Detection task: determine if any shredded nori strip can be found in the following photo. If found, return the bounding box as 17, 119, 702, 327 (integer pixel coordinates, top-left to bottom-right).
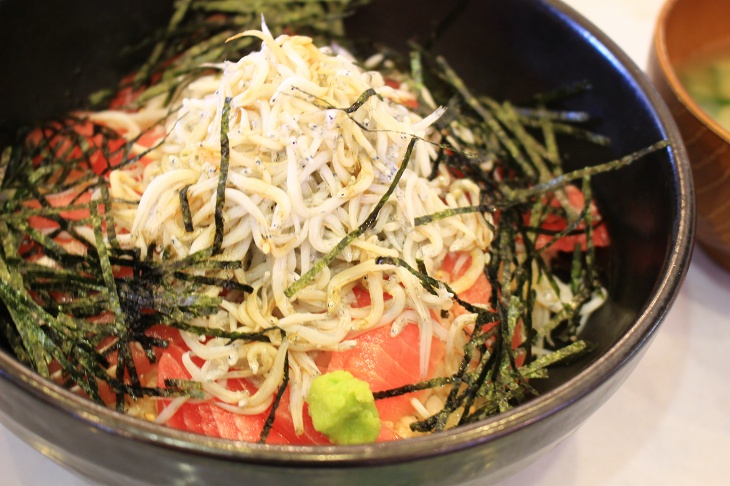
179, 184, 195, 233
258, 348, 290, 444
172, 271, 253, 293
500, 140, 669, 203
212, 96, 232, 255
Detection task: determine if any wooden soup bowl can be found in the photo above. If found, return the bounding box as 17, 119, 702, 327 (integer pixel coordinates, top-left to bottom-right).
649, 0, 730, 271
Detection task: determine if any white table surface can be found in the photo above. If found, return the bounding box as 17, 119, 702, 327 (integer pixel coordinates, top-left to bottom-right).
2, 1, 729, 485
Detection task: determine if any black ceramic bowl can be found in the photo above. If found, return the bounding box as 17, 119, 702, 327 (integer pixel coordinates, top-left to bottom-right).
0, 0, 694, 484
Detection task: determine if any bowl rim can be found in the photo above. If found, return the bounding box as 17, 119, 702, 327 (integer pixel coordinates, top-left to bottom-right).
653, 0, 730, 144
0, 0, 695, 469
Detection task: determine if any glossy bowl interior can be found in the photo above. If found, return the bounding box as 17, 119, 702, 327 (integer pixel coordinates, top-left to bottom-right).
648, 0, 730, 271
0, 0, 694, 485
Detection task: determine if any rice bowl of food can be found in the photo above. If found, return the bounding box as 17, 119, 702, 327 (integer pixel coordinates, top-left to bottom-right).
0, 0, 693, 485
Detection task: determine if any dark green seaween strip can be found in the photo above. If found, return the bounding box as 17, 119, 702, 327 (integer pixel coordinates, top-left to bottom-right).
374, 256, 500, 319
518, 116, 611, 145
485, 98, 553, 182
0, 268, 52, 375
156, 247, 214, 271
449, 211, 518, 426
291, 87, 380, 115
164, 319, 282, 344
570, 239, 584, 296
520, 340, 590, 377
172, 271, 253, 293
497, 295, 537, 413
2, 203, 93, 220
116, 335, 138, 408
179, 184, 194, 233
531, 198, 592, 256
166, 257, 243, 272
344, 88, 378, 114
501, 140, 669, 203
258, 349, 290, 444
580, 175, 602, 292
98, 181, 120, 250
9, 219, 76, 264
435, 55, 537, 179
284, 137, 417, 299
212, 97, 232, 255
21, 264, 104, 291
132, 0, 194, 88
410, 49, 424, 95
372, 376, 457, 399
457, 337, 502, 426
484, 223, 521, 416
90, 202, 126, 335
512, 106, 591, 123
0, 310, 28, 364
414, 204, 495, 226
0, 257, 102, 377
162, 379, 205, 399
532, 79, 593, 105
53, 295, 109, 317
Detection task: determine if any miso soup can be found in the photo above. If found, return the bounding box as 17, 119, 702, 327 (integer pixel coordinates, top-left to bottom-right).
679, 42, 730, 132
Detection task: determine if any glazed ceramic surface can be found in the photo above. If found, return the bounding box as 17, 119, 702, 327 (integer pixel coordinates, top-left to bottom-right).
0, 0, 694, 484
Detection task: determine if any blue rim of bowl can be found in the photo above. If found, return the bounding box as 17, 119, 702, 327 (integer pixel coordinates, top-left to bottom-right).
0, 0, 695, 469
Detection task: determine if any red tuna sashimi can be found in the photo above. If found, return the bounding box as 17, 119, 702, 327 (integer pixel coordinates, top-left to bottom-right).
95, 325, 189, 406
26, 120, 127, 176
156, 344, 292, 444
24, 189, 94, 227
326, 323, 445, 425
156, 337, 395, 444
156, 342, 399, 444
534, 184, 610, 253
439, 251, 492, 315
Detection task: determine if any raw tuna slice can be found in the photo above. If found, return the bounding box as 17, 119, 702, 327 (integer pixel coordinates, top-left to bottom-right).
534, 185, 610, 253
326, 323, 445, 424
157, 344, 291, 444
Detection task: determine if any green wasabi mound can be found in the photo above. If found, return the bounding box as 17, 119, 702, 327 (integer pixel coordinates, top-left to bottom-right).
305, 370, 381, 445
